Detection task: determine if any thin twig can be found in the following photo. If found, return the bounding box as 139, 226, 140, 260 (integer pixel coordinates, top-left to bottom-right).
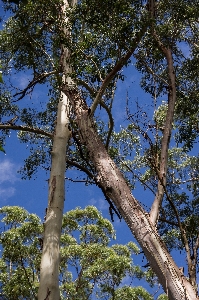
90, 22, 149, 116
13, 70, 57, 101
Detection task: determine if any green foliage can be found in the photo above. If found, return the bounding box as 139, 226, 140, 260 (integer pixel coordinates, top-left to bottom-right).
0, 144, 5, 153
0, 206, 154, 299
157, 294, 169, 300
0, 206, 42, 299
1, 0, 199, 295
110, 286, 153, 300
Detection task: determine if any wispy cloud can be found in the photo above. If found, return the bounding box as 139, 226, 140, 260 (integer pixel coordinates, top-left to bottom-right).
12, 72, 31, 90
0, 160, 19, 184
89, 197, 108, 211
0, 159, 19, 201
0, 187, 16, 200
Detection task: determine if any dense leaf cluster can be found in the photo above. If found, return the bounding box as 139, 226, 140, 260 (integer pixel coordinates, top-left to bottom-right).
0, 206, 163, 299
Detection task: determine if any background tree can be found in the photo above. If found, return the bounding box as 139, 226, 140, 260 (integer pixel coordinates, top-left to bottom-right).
0, 0, 199, 299
0, 205, 162, 300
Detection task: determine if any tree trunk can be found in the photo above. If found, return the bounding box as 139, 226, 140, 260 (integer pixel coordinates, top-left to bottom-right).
38, 92, 71, 300
38, 0, 75, 299
66, 88, 198, 300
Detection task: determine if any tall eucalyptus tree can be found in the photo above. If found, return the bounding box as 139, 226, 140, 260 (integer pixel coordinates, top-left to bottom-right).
0, 1, 199, 299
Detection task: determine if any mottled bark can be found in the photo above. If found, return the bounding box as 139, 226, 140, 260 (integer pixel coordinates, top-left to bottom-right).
64, 88, 198, 300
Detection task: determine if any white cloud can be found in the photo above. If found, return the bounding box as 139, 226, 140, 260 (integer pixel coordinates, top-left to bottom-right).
0, 187, 16, 201
0, 160, 19, 184
89, 197, 108, 211
12, 72, 31, 90
120, 274, 132, 286
0, 160, 19, 201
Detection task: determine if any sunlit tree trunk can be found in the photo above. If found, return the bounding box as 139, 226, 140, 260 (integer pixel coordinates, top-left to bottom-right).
64, 88, 198, 300
38, 94, 71, 300
38, 1, 76, 299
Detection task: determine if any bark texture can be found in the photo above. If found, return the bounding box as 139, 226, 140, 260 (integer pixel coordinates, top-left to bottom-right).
38, 94, 71, 300
38, 1, 75, 298
64, 88, 198, 300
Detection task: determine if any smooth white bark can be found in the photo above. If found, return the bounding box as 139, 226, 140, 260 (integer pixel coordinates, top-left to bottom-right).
38, 0, 76, 298
38, 92, 71, 300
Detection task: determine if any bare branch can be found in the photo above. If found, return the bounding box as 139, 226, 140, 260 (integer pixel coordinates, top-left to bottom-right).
99, 101, 114, 150
134, 54, 168, 86
13, 70, 57, 101
66, 159, 95, 179
75, 79, 96, 96
158, 217, 178, 227
66, 159, 121, 220
0, 124, 53, 138
150, 37, 176, 225
90, 23, 149, 116
122, 161, 156, 196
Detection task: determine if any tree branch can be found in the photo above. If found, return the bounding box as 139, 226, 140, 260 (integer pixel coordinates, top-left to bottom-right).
150, 36, 176, 225
66, 159, 95, 180
66, 159, 121, 221
99, 101, 114, 150
75, 79, 96, 96
70, 80, 114, 150
90, 23, 148, 116
122, 161, 156, 196
158, 217, 178, 227
13, 70, 57, 101
0, 124, 53, 138
134, 53, 168, 86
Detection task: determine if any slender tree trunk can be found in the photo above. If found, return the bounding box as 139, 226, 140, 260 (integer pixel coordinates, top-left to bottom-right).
38, 92, 71, 300
38, 1, 76, 299
64, 88, 198, 300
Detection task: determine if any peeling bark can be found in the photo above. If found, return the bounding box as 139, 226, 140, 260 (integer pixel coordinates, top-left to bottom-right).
65, 88, 198, 300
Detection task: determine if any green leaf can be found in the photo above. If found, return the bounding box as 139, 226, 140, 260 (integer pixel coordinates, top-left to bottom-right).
0, 144, 6, 153
0, 73, 3, 83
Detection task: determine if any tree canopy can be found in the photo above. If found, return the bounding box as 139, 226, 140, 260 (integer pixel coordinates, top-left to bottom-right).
0, 0, 199, 299
0, 205, 161, 300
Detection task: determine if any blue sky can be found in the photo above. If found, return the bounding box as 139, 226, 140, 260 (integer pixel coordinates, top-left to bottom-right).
0, 2, 193, 298
0, 67, 184, 297
0, 68, 162, 296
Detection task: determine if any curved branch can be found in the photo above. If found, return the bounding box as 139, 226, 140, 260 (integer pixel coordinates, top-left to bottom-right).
66, 159, 121, 220
150, 38, 176, 225
70, 80, 114, 150
0, 124, 53, 138
122, 162, 156, 196
134, 54, 168, 86
66, 159, 95, 179
13, 70, 57, 101
90, 23, 149, 116
159, 217, 178, 227
99, 101, 114, 149
75, 79, 96, 96
162, 186, 193, 283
